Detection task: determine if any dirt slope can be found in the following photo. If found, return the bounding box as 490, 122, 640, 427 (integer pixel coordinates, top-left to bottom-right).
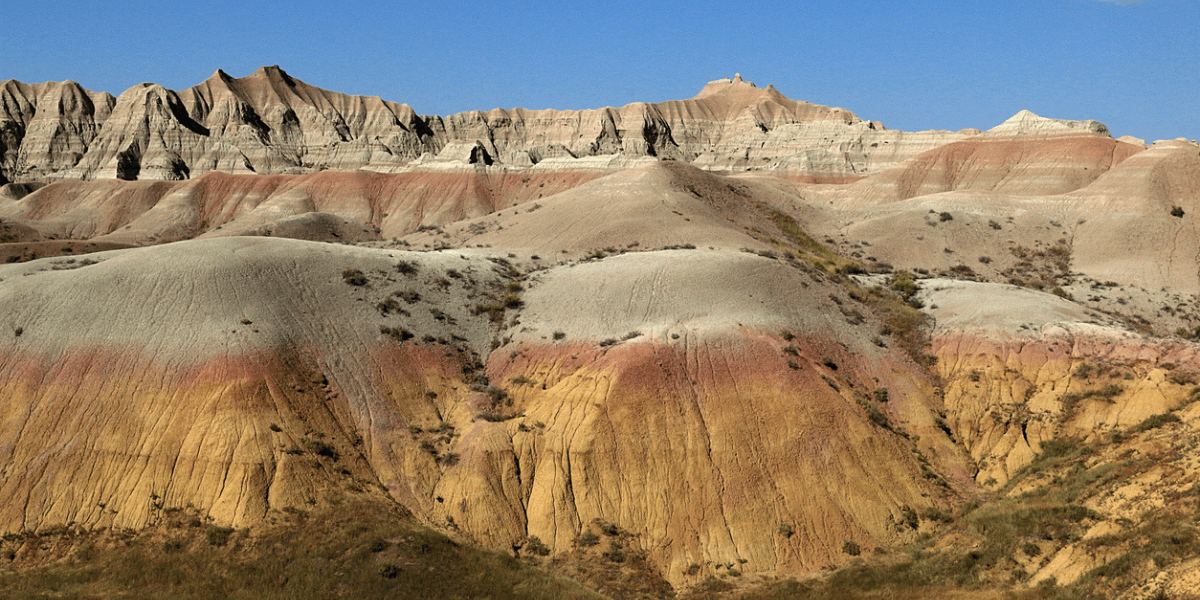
0, 231, 968, 589
0, 167, 607, 245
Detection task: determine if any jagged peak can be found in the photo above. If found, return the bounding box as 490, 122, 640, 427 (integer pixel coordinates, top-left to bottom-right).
695, 73, 762, 99
248, 65, 291, 81
986, 109, 1111, 138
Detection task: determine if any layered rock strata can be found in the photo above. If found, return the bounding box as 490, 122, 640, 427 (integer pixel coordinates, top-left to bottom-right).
0, 69, 966, 183
0, 237, 962, 588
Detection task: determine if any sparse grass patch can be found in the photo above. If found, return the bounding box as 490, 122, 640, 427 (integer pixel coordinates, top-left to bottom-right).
379, 326, 414, 342
0, 496, 601, 599
510, 375, 536, 386
395, 259, 419, 275
1060, 384, 1123, 421
1130, 413, 1180, 433
342, 268, 368, 286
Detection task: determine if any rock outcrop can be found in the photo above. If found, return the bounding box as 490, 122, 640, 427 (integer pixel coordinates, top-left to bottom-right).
0, 234, 962, 589
0, 80, 115, 183
0, 69, 967, 184
918, 279, 1200, 486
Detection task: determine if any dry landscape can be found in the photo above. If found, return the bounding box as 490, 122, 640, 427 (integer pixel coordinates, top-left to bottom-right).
1, 68, 1199, 599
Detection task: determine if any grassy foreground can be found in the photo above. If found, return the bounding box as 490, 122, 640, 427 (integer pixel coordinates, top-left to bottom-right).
0, 494, 601, 600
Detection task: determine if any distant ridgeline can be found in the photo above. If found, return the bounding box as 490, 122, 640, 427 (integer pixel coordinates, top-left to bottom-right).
0, 67, 974, 184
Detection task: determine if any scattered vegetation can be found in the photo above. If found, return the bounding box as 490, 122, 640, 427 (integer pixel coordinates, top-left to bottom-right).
749, 204, 864, 275
379, 326, 414, 341
0, 497, 601, 599
342, 268, 368, 286
1059, 384, 1123, 420
1002, 240, 1072, 291
510, 375, 536, 386
1129, 412, 1180, 433
395, 259, 419, 275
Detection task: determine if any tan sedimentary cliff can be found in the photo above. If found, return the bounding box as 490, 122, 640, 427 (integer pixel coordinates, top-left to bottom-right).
0, 235, 963, 589
0, 69, 965, 183
918, 279, 1200, 487
0, 80, 115, 183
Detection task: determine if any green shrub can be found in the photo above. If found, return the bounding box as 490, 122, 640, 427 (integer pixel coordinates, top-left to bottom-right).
205, 526, 234, 547
395, 260, 419, 275
1167, 370, 1197, 385
380, 326, 414, 342
602, 542, 625, 563
342, 268, 368, 286
1131, 413, 1181, 433
395, 290, 421, 304
890, 272, 919, 300
375, 298, 402, 315
524, 536, 550, 557
510, 375, 536, 386
303, 437, 338, 460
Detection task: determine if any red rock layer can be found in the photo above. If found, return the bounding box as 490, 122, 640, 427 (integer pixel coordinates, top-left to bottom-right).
1, 168, 605, 242
856, 134, 1145, 203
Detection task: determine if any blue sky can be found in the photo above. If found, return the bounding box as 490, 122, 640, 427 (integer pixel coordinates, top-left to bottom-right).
6, 0, 1197, 142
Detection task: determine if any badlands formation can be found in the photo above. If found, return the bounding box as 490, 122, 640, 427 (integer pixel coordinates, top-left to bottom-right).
1, 69, 1200, 598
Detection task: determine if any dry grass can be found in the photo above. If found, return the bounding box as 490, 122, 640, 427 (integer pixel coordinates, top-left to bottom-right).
0, 495, 601, 599
727, 432, 1200, 600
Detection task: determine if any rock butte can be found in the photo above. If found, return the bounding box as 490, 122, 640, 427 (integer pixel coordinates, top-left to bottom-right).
1, 68, 1199, 597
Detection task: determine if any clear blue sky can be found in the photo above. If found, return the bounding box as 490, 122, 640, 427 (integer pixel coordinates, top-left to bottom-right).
6, 0, 1197, 142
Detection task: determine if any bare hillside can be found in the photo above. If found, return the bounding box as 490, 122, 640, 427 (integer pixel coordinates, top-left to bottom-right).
2, 72, 1200, 599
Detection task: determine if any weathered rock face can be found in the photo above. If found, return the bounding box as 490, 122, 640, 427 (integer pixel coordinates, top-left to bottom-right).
0, 80, 115, 182
917, 279, 1200, 487
0, 69, 966, 184
0, 238, 503, 532
174, 67, 435, 174
0, 236, 963, 589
